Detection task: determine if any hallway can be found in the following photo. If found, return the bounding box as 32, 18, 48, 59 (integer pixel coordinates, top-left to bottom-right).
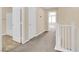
10, 30, 56, 52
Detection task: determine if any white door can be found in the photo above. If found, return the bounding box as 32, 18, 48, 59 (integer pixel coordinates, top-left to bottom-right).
12, 7, 21, 43
28, 7, 37, 39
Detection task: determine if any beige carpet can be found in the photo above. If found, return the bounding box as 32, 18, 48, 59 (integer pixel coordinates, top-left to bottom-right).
10, 29, 57, 52
2, 35, 20, 52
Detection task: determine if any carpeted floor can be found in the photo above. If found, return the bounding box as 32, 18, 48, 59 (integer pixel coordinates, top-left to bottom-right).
2, 35, 20, 52
10, 29, 57, 52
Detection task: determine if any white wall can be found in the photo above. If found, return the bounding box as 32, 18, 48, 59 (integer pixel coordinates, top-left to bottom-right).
2, 7, 12, 35
36, 8, 48, 35
28, 7, 37, 39
27, 7, 48, 41
0, 8, 2, 51
1, 7, 48, 44
21, 7, 48, 44
12, 7, 21, 43
6, 12, 12, 36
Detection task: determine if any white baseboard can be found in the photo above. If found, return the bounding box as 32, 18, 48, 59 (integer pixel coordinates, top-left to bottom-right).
29, 30, 46, 41
22, 30, 47, 44
12, 37, 21, 43
22, 38, 31, 44
34, 30, 46, 37
28, 35, 35, 40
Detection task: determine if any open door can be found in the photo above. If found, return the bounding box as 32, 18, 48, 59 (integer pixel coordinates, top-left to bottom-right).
12, 7, 21, 43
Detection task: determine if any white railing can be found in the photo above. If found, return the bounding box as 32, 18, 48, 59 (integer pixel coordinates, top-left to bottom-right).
55, 24, 76, 52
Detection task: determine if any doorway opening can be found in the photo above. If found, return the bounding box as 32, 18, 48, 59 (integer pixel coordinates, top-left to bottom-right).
48, 11, 56, 31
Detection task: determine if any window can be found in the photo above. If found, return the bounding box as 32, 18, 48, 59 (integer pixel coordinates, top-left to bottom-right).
48, 11, 56, 29
49, 12, 56, 24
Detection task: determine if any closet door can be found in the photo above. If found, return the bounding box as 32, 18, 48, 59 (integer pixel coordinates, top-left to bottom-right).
12, 7, 21, 43
28, 7, 37, 39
